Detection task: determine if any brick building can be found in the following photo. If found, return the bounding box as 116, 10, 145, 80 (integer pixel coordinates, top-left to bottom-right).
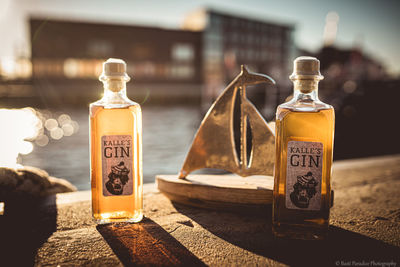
30, 18, 202, 103
30, 9, 294, 108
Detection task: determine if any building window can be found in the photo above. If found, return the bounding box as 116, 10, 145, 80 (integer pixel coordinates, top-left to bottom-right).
231, 32, 238, 43
210, 16, 221, 27
87, 40, 113, 57
247, 34, 254, 44
63, 58, 102, 79
171, 43, 194, 62
247, 50, 254, 60
247, 21, 252, 30
132, 43, 153, 59
232, 18, 238, 27
170, 64, 195, 79
261, 51, 269, 61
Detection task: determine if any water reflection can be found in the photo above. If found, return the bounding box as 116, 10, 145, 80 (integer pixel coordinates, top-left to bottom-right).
17, 106, 200, 190
0, 107, 79, 167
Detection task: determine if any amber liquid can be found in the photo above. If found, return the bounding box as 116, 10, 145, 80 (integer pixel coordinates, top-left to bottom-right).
273, 107, 334, 240
90, 104, 143, 223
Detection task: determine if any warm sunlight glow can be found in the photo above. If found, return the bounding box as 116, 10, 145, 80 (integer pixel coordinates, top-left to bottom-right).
0, 108, 80, 167
0, 58, 32, 79
0, 108, 40, 167
0, 58, 16, 78
0, 202, 4, 215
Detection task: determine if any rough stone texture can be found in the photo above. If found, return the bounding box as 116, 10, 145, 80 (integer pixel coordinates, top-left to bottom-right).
0, 166, 77, 201
0, 155, 399, 266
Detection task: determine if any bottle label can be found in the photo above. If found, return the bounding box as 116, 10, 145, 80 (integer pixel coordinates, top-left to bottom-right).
101, 135, 133, 197
286, 140, 323, 210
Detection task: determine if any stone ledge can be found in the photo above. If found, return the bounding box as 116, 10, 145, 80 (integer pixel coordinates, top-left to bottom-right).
0, 155, 399, 266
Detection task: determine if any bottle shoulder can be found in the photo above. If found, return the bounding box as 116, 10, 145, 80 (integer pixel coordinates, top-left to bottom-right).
90, 100, 141, 118
276, 101, 334, 121
278, 98, 333, 113
90, 97, 140, 109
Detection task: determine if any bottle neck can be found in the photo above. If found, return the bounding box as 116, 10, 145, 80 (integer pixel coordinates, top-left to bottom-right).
278, 76, 330, 112
104, 79, 126, 92
292, 79, 319, 102
101, 79, 131, 106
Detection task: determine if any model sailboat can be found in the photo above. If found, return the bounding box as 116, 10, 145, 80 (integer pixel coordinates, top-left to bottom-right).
179, 65, 276, 178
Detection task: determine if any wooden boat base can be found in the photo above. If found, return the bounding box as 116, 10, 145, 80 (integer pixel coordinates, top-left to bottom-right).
156, 174, 273, 212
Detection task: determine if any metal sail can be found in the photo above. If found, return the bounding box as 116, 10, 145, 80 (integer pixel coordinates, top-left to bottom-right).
179, 65, 275, 178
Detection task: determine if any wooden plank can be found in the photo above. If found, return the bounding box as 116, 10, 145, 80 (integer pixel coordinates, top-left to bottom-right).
156, 174, 273, 211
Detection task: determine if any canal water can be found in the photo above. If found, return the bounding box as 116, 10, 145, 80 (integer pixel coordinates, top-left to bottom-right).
20, 105, 201, 190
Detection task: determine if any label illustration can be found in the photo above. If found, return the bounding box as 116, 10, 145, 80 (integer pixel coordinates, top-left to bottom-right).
101, 135, 133, 196
286, 140, 323, 210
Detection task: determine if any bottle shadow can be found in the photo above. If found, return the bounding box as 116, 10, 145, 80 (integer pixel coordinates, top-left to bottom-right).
96, 217, 206, 266
173, 203, 400, 267
0, 196, 58, 266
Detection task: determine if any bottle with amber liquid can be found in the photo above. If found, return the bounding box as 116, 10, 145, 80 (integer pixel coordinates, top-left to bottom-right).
90, 58, 143, 224
272, 57, 334, 240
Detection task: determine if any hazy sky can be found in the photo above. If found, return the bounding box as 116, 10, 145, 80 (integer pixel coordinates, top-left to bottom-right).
1, 0, 399, 75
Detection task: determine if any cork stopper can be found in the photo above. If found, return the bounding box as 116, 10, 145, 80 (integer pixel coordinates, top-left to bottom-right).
290, 56, 324, 81
99, 58, 130, 82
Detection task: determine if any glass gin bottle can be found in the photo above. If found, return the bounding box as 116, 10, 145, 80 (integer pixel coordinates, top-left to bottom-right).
90, 58, 143, 224
272, 57, 334, 240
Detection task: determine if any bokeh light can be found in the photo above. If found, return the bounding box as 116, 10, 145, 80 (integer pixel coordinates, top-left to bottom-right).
71, 120, 79, 133
44, 118, 58, 131
343, 80, 357, 94
50, 127, 64, 140
0, 107, 79, 167
62, 124, 74, 136
19, 141, 34, 155
35, 134, 49, 147
58, 114, 71, 126
0, 107, 41, 167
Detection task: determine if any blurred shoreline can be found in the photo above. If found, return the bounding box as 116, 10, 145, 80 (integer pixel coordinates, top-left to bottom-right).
4, 101, 202, 190
0, 80, 202, 109
2, 76, 400, 191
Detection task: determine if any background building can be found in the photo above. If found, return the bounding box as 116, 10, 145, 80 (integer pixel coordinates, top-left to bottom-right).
183, 9, 295, 115
28, 9, 295, 112
30, 18, 203, 104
